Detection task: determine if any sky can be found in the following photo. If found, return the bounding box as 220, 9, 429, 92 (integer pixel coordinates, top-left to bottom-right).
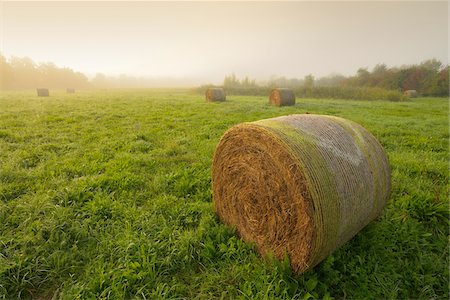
1, 1, 448, 84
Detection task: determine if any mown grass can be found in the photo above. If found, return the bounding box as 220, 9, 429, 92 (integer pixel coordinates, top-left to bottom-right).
0, 89, 448, 299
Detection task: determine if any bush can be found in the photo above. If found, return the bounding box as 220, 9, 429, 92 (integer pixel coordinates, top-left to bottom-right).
295, 86, 407, 101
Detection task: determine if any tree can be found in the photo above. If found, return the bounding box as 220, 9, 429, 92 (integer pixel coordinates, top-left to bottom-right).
372, 64, 387, 74
356, 68, 370, 86
420, 59, 442, 72
304, 74, 315, 88
92, 73, 108, 88
427, 66, 449, 96
0, 54, 14, 89
223, 73, 240, 88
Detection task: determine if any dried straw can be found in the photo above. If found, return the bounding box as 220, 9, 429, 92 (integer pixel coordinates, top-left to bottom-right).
36, 88, 49, 97
403, 90, 418, 98
269, 88, 295, 106
206, 88, 226, 102
212, 114, 391, 274
66, 88, 75, 94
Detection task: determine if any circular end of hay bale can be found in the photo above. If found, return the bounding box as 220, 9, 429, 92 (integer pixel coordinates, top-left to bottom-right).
403, 90, 418, 98
212, 114, 391, 273
206, 88, 226, 102
269, 88, 295, 106
36, 88, 49, 97
213, 124, 315, 270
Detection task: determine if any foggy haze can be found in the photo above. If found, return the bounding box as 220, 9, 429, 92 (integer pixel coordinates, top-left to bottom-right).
2, 1, 448, 85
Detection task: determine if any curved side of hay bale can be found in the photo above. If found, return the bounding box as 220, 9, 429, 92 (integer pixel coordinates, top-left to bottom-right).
67, 88, 75, 94
212, 114, 391, 274
206, 88, 226, 102
269, 88, 295, 106
404, 90, 418, 98
36, 88, 49, 97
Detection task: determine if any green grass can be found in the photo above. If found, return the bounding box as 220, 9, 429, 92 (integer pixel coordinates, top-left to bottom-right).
0, 89, 448, 299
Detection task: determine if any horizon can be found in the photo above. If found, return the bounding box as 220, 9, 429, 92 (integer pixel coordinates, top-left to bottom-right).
2, 54, 447, 89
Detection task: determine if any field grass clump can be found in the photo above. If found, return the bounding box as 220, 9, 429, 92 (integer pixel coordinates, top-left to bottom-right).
0, 90, 448, 299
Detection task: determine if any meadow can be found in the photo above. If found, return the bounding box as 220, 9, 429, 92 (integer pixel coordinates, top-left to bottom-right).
0, 90, 448, 299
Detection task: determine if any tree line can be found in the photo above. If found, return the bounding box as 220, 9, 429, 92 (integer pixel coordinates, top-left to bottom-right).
0, 55, 90, 90
1, 54, 448, 97
222, 59, 449, 97
0, 54, 197, 89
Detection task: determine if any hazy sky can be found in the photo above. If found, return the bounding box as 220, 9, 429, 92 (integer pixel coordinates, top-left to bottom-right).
1, 1, 448, 83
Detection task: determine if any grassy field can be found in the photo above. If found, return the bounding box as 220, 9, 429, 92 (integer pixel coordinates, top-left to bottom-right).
0, 90, 448, 299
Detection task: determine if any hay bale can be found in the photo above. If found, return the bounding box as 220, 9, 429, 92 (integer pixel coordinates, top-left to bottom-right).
404, 90, 418, 98
269, 88, 295, 106
206, 88, 226, 102
66, 88, 75, 94
36, 88, 49, 97
212, 114, 391, 274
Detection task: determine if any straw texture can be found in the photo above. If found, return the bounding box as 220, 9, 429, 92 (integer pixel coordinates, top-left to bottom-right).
269, 88, 295, 106
212, 114, 391, 273
404, 90, 418, 98
36, 88, 49, 97
206, 88, 226, 102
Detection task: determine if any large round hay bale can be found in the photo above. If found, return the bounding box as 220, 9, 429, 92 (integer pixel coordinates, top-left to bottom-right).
66, 88, 75, 94
212, 114, 391, 274
404, 90, 418, 98
36, 88, 49, 97
269, 88, 295, 106
206, 88, 226, 102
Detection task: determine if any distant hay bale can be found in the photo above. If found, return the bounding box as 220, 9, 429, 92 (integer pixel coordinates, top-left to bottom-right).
212, 114, 391, 274
66, 88, 75, 94
36, 88, 49, 97
269, 88, 295, 106
206, 88, 226, 102
404, 90, 418, 98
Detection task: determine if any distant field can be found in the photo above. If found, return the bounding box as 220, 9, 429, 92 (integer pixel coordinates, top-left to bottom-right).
0, 90, 448, 299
